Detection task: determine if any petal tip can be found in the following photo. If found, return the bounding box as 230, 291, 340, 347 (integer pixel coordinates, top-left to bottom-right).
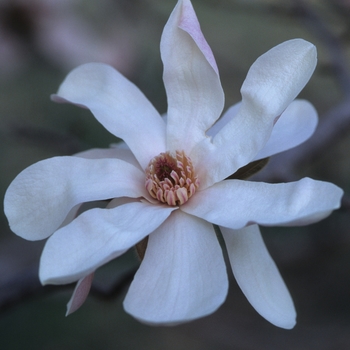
240, 38, 318, 119
276, 314, 297, 330
177, 0, 219, 74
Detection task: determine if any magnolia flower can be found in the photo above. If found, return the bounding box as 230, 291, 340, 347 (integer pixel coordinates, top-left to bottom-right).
4, 0, 343, 329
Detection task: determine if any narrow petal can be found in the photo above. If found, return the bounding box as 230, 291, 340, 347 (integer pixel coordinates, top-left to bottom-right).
208, 99, 318, 160
192, 39, 317, 188
66, 273, 94, 316
52, 63, 166, 169
161, 0, 224, 153
254, 99, 318, 160
221, 225, 296, 329
206, 102, 241, 138
39, 202, 175, 285
181, 178, 343, 229
4, 156, 147, 240
123, 210, 228, 324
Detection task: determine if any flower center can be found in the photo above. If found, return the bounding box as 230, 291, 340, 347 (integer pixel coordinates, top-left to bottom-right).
145, 150, 199, 206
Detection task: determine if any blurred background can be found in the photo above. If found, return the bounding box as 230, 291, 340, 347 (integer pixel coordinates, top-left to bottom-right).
0, 0, 350, 349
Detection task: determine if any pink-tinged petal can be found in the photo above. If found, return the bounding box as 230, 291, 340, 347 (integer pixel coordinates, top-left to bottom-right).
221, 225, 296, 329
4, 156, 147, 241
182, 178, 343, 229
40, 202, 175, 285
254, 99, 318, 160
192, 39, 317, 188
123, 210, 228, 324
66, 273, 94, 316
52, 63, 166, 169
161, 0, 224, 153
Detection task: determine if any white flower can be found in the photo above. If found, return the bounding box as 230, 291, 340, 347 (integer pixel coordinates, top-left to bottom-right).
4, 0, 343, 329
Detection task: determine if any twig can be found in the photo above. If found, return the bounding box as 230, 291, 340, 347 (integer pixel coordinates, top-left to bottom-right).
0, 264, 138, 313
254, 1, 350, 183
293, 0, 350, 94
90, 267, 138, 300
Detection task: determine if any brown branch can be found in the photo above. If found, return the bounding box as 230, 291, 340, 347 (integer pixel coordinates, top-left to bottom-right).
0, 264, 138, 313
0, 264, 55, 313
341, 195, 350, 213
253, 1, 350, 184
293, 0, 350, 95
90, 267, 138, 300
9, 123, 84, 155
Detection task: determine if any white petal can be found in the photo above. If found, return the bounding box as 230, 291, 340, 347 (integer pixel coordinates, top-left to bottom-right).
75, 146, 141, 169
66, 273, 94, 316
208, 99, 318, 160
39, 202, 175, 285
240, 39, 317, 120
192, 39, 317, 188
206, 102, 241, 137
221, 225, 296, 329
52, 63, 166, 169
182, 178, 343, 229
75, 147, 121, 159
254, 99, 318, 160
123, 210, 228, 324
59, 204, 81, 229
161, 0, 224, 153
4, 156, 147, 240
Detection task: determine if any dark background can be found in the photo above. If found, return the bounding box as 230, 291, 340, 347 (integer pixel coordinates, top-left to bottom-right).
1, 0, 350, 349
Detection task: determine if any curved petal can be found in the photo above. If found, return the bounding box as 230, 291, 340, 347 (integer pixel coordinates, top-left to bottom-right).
75, 148, 122, 159
66, 273, 94, 316
181, 178, 343, 229
208, 99, 318, 160
161, 0, 224, 153
206, 102, 241, 137
4, 156, 147, 240
59, 204, 81, 230
76, 146, 141, 169
52, 63, 166, 169
192, 39, 317, 188
254, 99, 318, 160
221, 225, 296, 329
123, 210, 228, 324
39, 202, 175, 285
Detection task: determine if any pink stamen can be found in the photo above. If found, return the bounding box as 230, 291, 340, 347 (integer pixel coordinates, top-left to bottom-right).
144, 150, 200, 206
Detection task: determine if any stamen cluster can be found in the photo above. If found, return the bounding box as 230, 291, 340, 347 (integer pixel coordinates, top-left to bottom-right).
145, 150, 199, 206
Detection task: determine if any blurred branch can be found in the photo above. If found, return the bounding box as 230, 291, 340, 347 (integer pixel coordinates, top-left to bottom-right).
90, 267, 138, 300
0, 264, 44, 313
254, 0, 350, 183
293, 0, 350, 94
341, 196, 350, 212
10, 123, 84, 155
0, 264, 138, 313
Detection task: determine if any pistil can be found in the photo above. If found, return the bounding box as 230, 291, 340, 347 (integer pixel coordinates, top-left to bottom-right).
145, 150, 199, 206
